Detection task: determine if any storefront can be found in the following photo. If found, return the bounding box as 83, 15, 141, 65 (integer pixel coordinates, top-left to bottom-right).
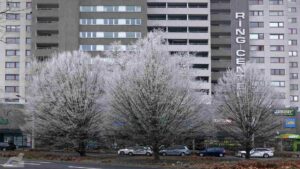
0, 104, 29, 147
277, 134, 300, 152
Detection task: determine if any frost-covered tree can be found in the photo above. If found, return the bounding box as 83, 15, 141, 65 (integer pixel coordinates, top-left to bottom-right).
108, 32, 207, 160
26, 51, 107, 156
214, 64, 281, 159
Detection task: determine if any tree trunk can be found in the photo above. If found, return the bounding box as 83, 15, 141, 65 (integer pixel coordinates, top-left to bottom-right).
245, 142, 252, 160
152, 143, 160, 161
76, 142, 86, 157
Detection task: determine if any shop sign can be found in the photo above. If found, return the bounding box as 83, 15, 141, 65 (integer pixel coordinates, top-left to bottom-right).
285, 118, 296, 128
274, 109, 296, 116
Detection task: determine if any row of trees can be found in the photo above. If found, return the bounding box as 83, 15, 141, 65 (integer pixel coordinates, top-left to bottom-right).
24, 32, 281, 159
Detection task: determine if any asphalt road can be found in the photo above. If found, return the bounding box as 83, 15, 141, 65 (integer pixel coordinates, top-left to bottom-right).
0, 159, 160, 169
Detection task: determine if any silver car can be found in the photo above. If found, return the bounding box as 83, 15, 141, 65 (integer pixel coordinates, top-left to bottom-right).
118, 146, 152, 156
236, 148, 274, 158
159, 145, 191, 156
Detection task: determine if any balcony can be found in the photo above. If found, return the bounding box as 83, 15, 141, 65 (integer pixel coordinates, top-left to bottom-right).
211, 37, 231, 45
211, 26, 231, 33
211, 14, 231, 21
211, 49, 231, 57
212, 60, 231, 69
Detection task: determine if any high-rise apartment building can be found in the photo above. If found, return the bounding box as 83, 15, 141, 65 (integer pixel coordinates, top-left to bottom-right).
32, 0, 148, 58
0, 0, 31, 147
248, 0, 300, 108
147, 0, 211, 96
32, 0, 212, 96
0, 0, 31, 104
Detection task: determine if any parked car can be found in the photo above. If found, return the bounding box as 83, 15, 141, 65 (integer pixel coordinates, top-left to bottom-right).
118, 146, 152, 156
236, 148, 274, 158
159, 145, 191, 156
198, 147, 226, 157
0, 142, 16, 151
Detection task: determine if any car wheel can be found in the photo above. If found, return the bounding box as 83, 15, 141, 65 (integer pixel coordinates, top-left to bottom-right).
119, 151, 125, 155
128, 152, 133, 156
162, 152, 167, 156
241, 154, 246, 158
146, 152, 151, 156
199, 153, 204, 157
219, 153, 224, 157
180, 153, 186, 156
263, 154, 269, 158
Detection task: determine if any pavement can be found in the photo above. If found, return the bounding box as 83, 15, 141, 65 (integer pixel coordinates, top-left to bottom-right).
0, 159, 160, 169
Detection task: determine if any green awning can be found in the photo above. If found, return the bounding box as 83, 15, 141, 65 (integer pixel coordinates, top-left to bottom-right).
276, 134, 300, 139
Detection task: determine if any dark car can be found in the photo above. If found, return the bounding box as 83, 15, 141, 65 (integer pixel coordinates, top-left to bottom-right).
0, 142, 16, 151
198, 147, 225, 157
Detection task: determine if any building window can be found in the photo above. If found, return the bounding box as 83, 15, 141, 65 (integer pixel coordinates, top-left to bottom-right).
270, 57, 285, 63
26, 25, 31, 32
6, 13, 20, 20
188, 52, 209, 57
7, 2, 20, 8
269, 22, 284, 28
288, 28, 297, 34
288, 40, 297, 46
6, 37, 20, 44
269, 10, 284, 16
188, 27, 208, 33
249, 10, 264, 16
6, 25, 20, 32
290, 95, 299, 102
290, 73, 298, 79
249, 0, 264, 5
168, 14, 187, 20
250, 22, 264, 28
26, 38, 32, 44
80, 45, 130, 51
290, 62, 298, 68
5, 62, 19, 68
188, 3, 208, 8
148, 14, 166, 20
147, 3, 166, 8
5, 86, 19, 93
26, 2, 32, 8
250, 57, 265, 63
270, 45, 284, 51
189, 39, 208, 45
250, 33, 264, 39
6, 50, 20, 56
288, 7, 297, 12
80, 32, 142, 39
5, 74, 19, 81
288, 18, 297, 23
80, 6, 142, 12
188, 15, 208, 20
289, 51, 298, 57
167, 3, 187, 8
80, 19, 142, 25
269, 0, 284, 5
269, 34, 284, 39
250, 45, 264, 51
26, 50, 31, 56
26, 14, 32, 20
290, 84, 298, 90
271, 81, 285, 87
191, 64, 209, 70
271, 69, 285, 75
